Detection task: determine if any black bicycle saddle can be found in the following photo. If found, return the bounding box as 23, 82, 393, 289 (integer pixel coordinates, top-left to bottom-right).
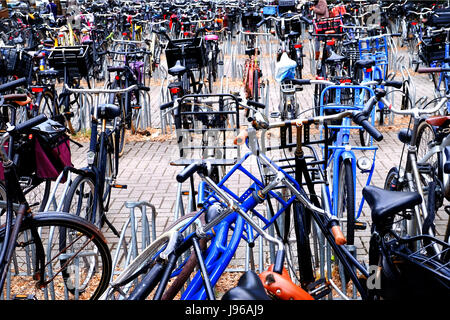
222, 271, 270, 300
363, 185, 422, 227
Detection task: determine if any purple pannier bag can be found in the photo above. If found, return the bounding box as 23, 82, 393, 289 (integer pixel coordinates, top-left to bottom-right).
32, 119, 73, 182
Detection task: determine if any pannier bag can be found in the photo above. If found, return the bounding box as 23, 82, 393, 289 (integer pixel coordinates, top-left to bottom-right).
32, 119, 72, 182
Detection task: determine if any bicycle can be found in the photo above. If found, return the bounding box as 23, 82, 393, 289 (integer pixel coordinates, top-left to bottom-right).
383, 86, 448, 251
101, 99, 449, 300
0, 81, 111, 300
61, 84, 143, 231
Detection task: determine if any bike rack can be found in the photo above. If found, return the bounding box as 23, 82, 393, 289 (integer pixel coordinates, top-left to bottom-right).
109, 201, 157, 281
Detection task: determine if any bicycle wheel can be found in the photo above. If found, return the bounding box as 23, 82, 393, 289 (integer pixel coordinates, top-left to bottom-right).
62, 175, 99, 227
252, 68, 259, 102
101, 212, 202, 300
284, 201, 314, 289
0, 211, 111, 300
108, 91, 127, 157
337, 159, 355, 246
36, 90, 59, 119
22, 177, 51, 213
98, 135, 115, 213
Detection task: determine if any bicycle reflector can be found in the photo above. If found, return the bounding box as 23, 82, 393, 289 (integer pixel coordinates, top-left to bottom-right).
170, 87, 181, 94
294, 44, 302, 49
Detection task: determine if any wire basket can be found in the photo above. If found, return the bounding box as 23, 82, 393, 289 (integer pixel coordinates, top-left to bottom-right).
313, 17, 343, 35
0, 47, 19, 74
389, 234, 449, 292
165, 37, 206, 71
48, 45, 93, 77
14, 51, 34, 83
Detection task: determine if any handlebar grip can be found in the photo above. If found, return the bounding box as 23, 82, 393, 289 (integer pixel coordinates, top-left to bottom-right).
176, 161, 202, 183
247, 100, 266, 109
417, 67, 442, 73
234, 129, 248, 145
12, 114, 47, 134
290, 79, 311, 86
331, 225, 347, 246
444, 146, 450, 174
300, 16, 312, 25
359, 118, 383, 142
138, 85, 150, 92
384, 80, 403, 89
159, 101, 174, 110
272, 250, 285, 275
0, 78, 28, 94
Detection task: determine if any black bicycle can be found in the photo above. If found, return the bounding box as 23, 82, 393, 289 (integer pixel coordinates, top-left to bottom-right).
0, 80, 111, 300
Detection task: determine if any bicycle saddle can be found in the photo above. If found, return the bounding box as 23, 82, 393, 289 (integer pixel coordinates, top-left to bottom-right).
222, 271, 271, 300
93, 104, 121, 120
426, 115, 450, 128
363, 185, 422, 228
168, 60, 187, 76
355, 59, 376, 69
287, 31, 300, 38
325, 51, 347, 64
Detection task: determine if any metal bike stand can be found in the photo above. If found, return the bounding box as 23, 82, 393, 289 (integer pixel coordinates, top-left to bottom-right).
110, 201, 157, 281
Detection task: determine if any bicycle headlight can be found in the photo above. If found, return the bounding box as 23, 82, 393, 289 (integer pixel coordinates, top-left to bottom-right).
357, 156, 372, 171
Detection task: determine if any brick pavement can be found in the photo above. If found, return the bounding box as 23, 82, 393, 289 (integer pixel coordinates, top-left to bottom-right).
65, 38, 447, 271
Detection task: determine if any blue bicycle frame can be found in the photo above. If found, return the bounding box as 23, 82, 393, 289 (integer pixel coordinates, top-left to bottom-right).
319, 85, 377, 221
176, 148, 309, 299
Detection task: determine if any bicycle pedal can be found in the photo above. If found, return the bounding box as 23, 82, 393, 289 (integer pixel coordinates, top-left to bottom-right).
112, 184, 127, 189
13, 294, 37, 300
182, 190, 198, 196
306, 278, 331, 300
354, 221, 367, 230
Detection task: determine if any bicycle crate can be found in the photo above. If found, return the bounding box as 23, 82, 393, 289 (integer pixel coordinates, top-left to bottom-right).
262, 6, 277, 16
383, 234, 450, 298
165, 37, 206, 70
14, 51, 34, 83
278, 0, 296, 14
313, 17, 343, 34
0, 47, 19, 74
426, 8, 450, 28
170, 94, 241, 167
242, 12, 263, 31
421, 34, 446, 64
48, 45, 93, 77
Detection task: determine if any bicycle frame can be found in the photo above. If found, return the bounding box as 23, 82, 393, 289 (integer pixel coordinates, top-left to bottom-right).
320, 85, 377, 221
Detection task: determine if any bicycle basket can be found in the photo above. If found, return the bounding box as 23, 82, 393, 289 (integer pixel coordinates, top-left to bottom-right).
381, 234, 450, 298
313, 17, 343, 34
278, 0, 296, 14
14, 51, 34, 84
426, 8, 450, 28
165, 37, 206, 70
421, 35, 446, 64
0, 47, 19, 74
32, 119, 72, 181
242, 12, 263, 32
48, 45, 93, 77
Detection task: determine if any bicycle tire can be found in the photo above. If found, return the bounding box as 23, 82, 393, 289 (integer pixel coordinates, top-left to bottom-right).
252, 68, 259, 102
0, 211, 111, 300
100, 212, 203, 300
62, 175, 99, 227
286, 201, 314, 289
36, 90, 59, 119
337, 159, 355, 246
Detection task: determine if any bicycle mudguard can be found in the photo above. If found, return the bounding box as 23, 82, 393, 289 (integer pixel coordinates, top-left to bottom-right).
259, 265, 314, 300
